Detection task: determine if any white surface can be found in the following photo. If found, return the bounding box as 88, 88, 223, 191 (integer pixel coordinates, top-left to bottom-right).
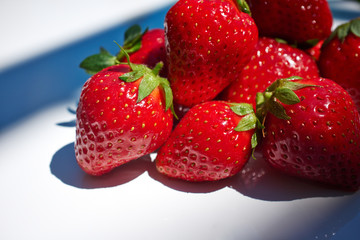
0, 0, 175, 71
0, 0, 356, 72
0, 100, 359, 240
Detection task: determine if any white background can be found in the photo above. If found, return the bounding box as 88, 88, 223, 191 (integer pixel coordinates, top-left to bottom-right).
0, 0, 176, 71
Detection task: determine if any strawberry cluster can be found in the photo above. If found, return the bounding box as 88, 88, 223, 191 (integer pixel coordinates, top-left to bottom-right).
75, 0, 360, 191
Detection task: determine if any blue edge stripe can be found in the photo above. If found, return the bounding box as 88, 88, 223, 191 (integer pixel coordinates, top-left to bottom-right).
0, 5, 171, 132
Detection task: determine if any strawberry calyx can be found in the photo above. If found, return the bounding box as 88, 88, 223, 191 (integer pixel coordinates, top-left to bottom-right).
79, 24, 147, 75
234, 0, 251, 15
275, 37, 321, 50
255, 76, 316, 127
116, 43, 174, 113
323, 18, 360, 46
116, 25, 148, 60
228, 102, 261, 150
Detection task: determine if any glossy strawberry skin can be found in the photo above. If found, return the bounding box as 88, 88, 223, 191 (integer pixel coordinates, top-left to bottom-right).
248, 0, 332, 44
128, 29, 168, 77
75, 65, 173, 176
305, 39, 324, 62
156, 101, 255, 181
221, 37, 319, 108
261, 78, 360, 190
319, 33, 360, 113
165, 0, 258, 107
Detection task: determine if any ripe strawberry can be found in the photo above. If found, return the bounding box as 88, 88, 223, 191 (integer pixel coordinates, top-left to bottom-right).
75, 51, 174, 176
165, 0, 258, 107
305, 39, 324, 62
220, 37, 319, 108
80, 25, 167, 77
156, 101, 259, 181
247, 0, 332, 45
318, 18, 360, 112
258, 77, 360, 190
121, 27, 168, 77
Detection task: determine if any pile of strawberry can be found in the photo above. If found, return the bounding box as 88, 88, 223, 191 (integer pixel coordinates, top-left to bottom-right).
75, 0, 360, 191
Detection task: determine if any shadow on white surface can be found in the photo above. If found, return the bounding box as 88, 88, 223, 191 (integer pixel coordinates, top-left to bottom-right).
50, 142, 152, 189
49, 140, 360, 239
149, 151, 353, 200
50, 141, 352, 200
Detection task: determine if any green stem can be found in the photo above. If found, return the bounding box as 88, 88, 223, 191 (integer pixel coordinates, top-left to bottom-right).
152, 62, 164, 76
114, 41, 134, 70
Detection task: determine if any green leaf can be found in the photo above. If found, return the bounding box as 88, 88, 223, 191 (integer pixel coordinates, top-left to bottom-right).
350, 18, 360, 37
256, 117, 265, 130
234, 0, 251, 15
116, 24, 148, 60
124, 25, 142, 47
126, 41, 142, 54
281, 81, 312, 91
338, 22, 351, 42
251, 133, 258, 149
100, 47, 111, 55
268, 101, 290, 120
234, 113, 257, 132
79, 49, 117, 75
323, 30, 337, 47
256, 92, 265, 108
230, 103, 254, 116
275, 38, 288, 44
137, 75, 159, 103
265, 79, 280, 92
119, 71, 144, 82
274, 87, 300, 105
305, 38, 320, 47
266, 76, 303, 92
161, 79, 173, 111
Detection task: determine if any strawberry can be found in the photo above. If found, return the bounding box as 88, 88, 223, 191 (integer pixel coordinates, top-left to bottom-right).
305, 39, 324, 62
80, 25, 167, 77
258, 77, 360, 190
75, 49, 174, 176
156, 101, 259, 181
247, 0, 332, 45
220, 37, 319, 108
165, 0, 258, 107
318, 18, 360, 112
122, 27, 168, 77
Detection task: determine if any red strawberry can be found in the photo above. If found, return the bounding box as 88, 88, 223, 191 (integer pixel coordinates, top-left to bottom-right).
305, 39, 324, 62
75, 51, 174, 176
165, 0, 258, 107
247, 0, 332, 45
318, 18, 360, 112
258, 77, 360, 190
122, 28, 167, 77
221, 37, 319, 108
156, 101, 258, 181
80, 25, 167, 77
122, 27, 168, 77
